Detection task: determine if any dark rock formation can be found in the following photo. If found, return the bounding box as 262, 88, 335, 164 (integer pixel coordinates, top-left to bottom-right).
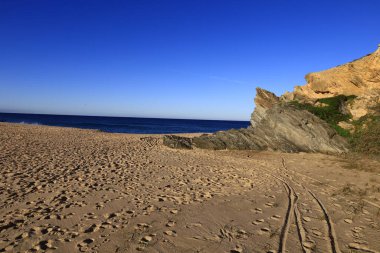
163, 135, 193, 149
163, 88, 349, 154
250, 88, 279, 127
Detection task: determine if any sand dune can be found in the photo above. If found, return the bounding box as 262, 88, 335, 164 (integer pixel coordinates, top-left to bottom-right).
1, 122, 380, 252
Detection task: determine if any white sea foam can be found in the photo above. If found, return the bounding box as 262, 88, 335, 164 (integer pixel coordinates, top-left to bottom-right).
18, 121, 40, 125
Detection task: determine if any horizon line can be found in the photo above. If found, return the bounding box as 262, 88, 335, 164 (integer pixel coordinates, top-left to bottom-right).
0, 111, 250, 122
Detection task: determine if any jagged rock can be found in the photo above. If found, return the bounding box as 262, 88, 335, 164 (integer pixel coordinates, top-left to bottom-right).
250, 88, 279, 127
251, 104, 348, 153
250, 88, 347, 153
163, 88, 348, 154
190, 103, 348, 153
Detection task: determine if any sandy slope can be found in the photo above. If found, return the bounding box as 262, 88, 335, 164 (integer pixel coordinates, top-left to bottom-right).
1, 123, 380, 253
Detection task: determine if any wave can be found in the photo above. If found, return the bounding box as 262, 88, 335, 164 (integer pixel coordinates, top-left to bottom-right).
18, 121, 41, 125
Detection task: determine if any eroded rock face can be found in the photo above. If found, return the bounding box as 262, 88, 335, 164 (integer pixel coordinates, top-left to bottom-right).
163, 88, 349, 154
346, 95, 380, 119
250, 88, 279, 127
282, 45, 380, 119
291, 46, 380, 98
250, 104, 348, 153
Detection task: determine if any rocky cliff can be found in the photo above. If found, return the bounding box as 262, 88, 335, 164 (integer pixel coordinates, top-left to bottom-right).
164, 88, 348, 153
164, 45, 380, 154
282, 45, 380, 119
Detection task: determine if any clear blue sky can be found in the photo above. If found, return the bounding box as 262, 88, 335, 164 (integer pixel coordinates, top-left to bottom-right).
0, 0, 379, 120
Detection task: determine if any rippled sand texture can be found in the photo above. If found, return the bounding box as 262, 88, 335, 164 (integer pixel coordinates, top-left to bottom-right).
1, 122, 380, 253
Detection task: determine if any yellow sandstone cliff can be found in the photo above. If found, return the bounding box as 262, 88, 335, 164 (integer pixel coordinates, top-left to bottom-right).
283, 45, 380, 119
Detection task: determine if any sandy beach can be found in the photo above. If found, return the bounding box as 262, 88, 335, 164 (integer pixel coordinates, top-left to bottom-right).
1, 122, 380, 253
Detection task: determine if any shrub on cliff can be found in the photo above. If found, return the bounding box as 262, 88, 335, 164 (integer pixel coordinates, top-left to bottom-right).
350, 110, 380, 155
288, 95, 356, 137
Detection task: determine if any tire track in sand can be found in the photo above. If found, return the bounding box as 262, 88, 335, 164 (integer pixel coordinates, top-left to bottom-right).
234, 155, 339, 252
308, 190, 341, 253
277, 178, 296, 253
280, 157, 342, 253
258, 158, 340, 253
273, 175, 308, 253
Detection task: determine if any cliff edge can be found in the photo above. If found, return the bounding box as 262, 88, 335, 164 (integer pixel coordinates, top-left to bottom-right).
282, 45, 380, 119
164, 88, 348, 153
164, 45, 380, 154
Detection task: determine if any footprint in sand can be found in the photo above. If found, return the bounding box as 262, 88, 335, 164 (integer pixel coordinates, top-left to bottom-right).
85, 224, 100, 233
303, 241, 315, 250
141, 234, 155, 243
164, 230, 177, 236
351, 226, 365, 239
252, 218, 265, 225
311, 229, 322, 236
84, 212, 98, 220
166, 221, 176, 227
134, 223, 151, 230
271, 215, 281, 220
230, 245, 243, 253
265, 202, 274, 207
39, 240, 57, 250
77, 238, 95, 252
344, 218, 353, 224
257, 227, 270, 236
348, 242, 375, 252
303, 216, 311, 222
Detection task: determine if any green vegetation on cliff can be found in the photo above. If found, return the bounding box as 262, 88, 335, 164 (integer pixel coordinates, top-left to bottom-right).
288, 95, 356, 137
350, 112, 380, 155
288, 96, 380, 155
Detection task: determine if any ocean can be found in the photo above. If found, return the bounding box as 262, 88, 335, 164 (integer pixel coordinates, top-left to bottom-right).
0, 113, 250, 134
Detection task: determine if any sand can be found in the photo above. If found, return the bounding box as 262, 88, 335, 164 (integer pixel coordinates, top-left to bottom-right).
1, 122, 380, 253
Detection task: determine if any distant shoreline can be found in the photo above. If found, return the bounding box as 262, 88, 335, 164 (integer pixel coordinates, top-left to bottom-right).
0, 121, 208, 137
0, 111, 248, 122
0, 112, 249, 135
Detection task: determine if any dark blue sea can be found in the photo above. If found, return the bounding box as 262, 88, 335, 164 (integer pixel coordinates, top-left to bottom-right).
0, 113, 250, 134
